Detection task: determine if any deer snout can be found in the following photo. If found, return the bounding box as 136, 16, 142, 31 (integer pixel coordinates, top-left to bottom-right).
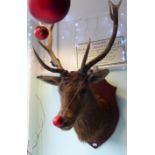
53, 114, 74, 130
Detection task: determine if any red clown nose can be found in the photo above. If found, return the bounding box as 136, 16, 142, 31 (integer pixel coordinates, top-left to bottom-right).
53, 115, 64, 127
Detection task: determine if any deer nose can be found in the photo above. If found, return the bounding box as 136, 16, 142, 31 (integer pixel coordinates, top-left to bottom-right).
53, 115, 65, 128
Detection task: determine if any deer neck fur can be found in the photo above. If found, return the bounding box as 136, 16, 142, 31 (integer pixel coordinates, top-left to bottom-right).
73, 88, 113, 143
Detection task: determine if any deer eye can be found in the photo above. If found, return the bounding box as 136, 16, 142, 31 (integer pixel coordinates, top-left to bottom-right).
79, 88, 87, 95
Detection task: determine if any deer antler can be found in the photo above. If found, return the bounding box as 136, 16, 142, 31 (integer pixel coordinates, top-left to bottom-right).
79, 39, 91, 74
33, 48, 65, 74
38, 24, 64, 69
33, 24, 68, 74
80, 0, 122, 74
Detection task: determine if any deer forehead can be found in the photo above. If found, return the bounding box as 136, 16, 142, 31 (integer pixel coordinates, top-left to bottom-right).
59, 72, 88, 95
61, 72, 85, 84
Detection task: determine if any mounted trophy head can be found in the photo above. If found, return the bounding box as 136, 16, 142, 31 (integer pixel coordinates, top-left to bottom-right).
33, 0, 122, 148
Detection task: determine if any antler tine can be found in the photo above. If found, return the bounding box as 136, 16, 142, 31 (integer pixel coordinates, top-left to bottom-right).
79, 39, 91, 74
83, 0, 122, 73
33, 47, 66, 74
47, 24, 54, 50
38, 24, 64, 69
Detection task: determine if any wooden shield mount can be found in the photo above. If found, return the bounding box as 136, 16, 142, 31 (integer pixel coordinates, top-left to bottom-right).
88, 79, 119, 149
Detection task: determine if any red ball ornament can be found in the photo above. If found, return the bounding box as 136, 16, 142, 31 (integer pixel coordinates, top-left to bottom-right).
34, 26, 49, 40
53, 115, 64, 127
28, 0, 71, 23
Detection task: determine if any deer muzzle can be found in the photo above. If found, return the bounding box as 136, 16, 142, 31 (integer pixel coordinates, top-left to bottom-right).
53, 115, 73, 130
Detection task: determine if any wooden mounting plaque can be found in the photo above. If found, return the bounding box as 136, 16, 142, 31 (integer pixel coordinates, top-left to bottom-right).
88, 80, 119, 149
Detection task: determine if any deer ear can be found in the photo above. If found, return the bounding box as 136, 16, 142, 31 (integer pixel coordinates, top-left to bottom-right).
37, 75, 61, 86
88, 69, 109, 84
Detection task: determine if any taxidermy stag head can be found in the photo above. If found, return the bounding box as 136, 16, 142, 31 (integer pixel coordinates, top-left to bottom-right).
33, 0, 121, 148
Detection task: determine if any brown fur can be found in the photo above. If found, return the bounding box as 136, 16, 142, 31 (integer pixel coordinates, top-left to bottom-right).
56, 72, 119, 144
73, 88, 116, 143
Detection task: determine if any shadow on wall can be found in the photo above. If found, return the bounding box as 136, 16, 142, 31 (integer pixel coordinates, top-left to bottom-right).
111, 95, 127, 144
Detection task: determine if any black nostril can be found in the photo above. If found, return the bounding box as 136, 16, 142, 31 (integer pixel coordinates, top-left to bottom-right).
63, 121, 69, 126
